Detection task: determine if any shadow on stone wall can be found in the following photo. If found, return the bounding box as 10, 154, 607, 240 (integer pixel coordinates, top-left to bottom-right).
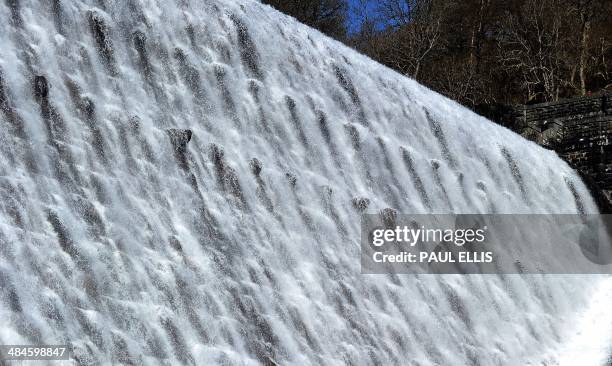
493, 93, 611, 213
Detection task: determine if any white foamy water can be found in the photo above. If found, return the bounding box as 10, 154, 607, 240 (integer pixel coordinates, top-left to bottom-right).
556, 278, 612, 366
0, 0, 608, 364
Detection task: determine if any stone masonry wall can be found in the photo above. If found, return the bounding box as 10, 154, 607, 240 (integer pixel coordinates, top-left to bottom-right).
505, 93, 612, 211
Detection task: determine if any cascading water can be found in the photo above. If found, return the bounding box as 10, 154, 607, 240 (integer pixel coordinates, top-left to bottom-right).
0, 0, 609, 364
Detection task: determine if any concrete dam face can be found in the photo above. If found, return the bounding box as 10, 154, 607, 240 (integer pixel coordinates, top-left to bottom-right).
0, 0, 608, 364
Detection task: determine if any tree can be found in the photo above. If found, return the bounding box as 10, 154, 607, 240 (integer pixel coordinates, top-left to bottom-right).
375, 0, 446, 79
495, 0, 611, 103
268, 0, 611, 115
496, 0, 574, 103
567, 0, 612, 95
261, 0, 349, 40
567, 0, 598, 95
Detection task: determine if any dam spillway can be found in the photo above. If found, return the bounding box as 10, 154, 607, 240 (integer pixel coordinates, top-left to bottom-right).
0, 0, 608, 364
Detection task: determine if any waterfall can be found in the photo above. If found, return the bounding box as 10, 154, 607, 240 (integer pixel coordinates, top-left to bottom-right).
0, 0, 607, 364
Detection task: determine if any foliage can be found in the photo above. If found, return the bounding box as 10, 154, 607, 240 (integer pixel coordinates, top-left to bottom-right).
261, 0, 349, 40
266, 0, 612, 116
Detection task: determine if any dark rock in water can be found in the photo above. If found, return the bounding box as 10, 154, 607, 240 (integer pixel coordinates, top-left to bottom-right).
34, 76, 71, 155
33, 75, 49, 101
426, 110, 457, 169
400, 147, 431, 211
333, 65, 368, 125
167, 129, 192, 150
0, 70, 10, 112
205, 144, 247, 207
166, 129, 192, 170
249, 158, 262, 177
209, 144, 230, 192
0, 270, 23, 313
210, 144, 225, 172
565, 177, 587, 216
230, 14, 263, 79
87, 11, 116, 74
334, 65, 359, 106
285, 173, 297, 187
501, 146, 528, 203
318, 111, 331, 143
343, 123, 360, 151
0, 271, 22, 313
46, 210, 79, 261
160, 317, 195, 365
214, 65, 238, 120
285, 96, 309, 148
174, 48, 207, 101
224, 166, 247, 207
128, 115, 141, 132
133, 31, 153, 79
6, 0, 23, 27
249, 158, 274, 211
352, 197, 370, 212
168, 236, 183, 252
133, 30, 146, 55
79, 97, 96, 120
430, 159, 454, 211
380, 208, 397, 228
0, 69, 26, 138
64, 78, 95, 120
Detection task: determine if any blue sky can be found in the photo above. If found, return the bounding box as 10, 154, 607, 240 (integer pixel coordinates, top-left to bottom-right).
346, 0, 379, 33
346, 0, 397, 34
